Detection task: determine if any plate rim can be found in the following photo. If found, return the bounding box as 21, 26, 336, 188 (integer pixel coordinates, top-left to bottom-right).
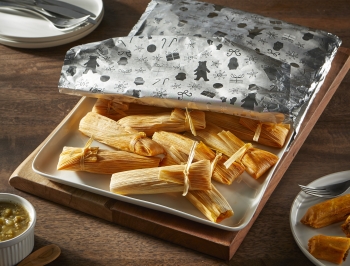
0, 0, 103, 42
290, 170, 350, 266
0, 8, 104, 48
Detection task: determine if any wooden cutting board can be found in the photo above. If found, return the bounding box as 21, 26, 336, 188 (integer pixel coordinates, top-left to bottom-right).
9, 47, 350, 260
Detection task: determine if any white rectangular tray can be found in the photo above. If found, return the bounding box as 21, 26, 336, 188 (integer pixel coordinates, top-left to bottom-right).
32, 96, 292, 231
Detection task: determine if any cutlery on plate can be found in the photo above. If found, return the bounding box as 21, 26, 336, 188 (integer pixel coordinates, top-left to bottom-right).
2, 0, 96, 24
298, 179, 350, 198
0, 2, 90, 29
40, 0, 97, 18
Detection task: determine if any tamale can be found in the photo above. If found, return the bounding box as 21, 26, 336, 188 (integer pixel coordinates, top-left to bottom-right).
240, 147, 278, 179
239, 117, 290, 148
205, 112, 290, 148
116, 108, 206, 136
342, 215, 350, 237
57, 139, 161, 174
79, 112, 164, 157
110, 160, 212, 195
92, 98, 172, 120
154, 139, 234, 223
301, 194, 350, 228
186, 184, 233, 223
92, 98, 129, 121
192, 123, 278, 179
308, 235, 350, 264
152, 131, 244, 185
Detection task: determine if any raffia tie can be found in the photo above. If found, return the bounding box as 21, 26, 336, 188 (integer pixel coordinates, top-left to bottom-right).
182, 141, 198, 196
80, 137, 95, 171
224, 143, 253, 169
210, 152, 222, 176
129, 132, 147, 153
184, 108, 197, 136
253, 122, 278, 142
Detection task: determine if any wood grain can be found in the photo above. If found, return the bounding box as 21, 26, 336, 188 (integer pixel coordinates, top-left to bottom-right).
7, 48, 350, 261
1, 0, 350, 265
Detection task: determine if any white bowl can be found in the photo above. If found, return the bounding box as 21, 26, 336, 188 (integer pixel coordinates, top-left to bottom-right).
0, 193, 36, 266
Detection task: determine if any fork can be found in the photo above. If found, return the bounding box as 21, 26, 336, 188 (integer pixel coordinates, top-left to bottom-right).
0, 2, 90, 29
298, 179, 350, 198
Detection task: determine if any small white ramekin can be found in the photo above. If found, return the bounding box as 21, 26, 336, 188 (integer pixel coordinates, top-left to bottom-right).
0, 193, 36, 266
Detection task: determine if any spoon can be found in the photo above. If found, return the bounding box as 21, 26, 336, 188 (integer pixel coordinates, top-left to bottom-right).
17, 244, 61, 266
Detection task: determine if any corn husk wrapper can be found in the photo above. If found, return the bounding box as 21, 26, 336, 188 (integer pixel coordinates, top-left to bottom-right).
79, 112, 164, 156
57, 139, 161, 174
192, 123, 279, 179
152, 131, 244, 185
186, 184, 233, 223
159, 142, 234, 223
205, 111, 289, 148
110, 160, 212, 195
92, 98, 172, 121
239, 117, 290, 148
116, 108, 205, 136
92, 98, 129, 121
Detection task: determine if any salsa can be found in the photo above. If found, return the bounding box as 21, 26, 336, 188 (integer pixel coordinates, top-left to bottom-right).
0, 201, 30, 242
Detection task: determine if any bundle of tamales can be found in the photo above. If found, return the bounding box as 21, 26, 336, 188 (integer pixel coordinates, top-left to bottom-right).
110, 144, 234, 223
155, 140, 234, 223
57, 138, 161, 174
116, 108, 206, 136
92, 98, 172, 121
189, 122, 279, 179
110, 160, 212, 195
205, 111, 290, 148
79, 112, 164, 156
152, 131, 245, 185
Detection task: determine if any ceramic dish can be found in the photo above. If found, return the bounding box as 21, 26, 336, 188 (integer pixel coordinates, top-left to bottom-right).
0, 193, 36, 266
32, 97, 292, 231
0, 0, 103, 48
290, 170, 350, 266
0, 8, 104, 49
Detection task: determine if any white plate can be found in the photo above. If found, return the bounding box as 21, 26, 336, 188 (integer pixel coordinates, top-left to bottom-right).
0, 8, 103, 49
290, 170, 350, 266
0, 0, 103, 44
32, 97, 292, 231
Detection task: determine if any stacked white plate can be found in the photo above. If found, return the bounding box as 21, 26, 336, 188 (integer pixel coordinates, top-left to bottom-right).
0, 0, 103, 48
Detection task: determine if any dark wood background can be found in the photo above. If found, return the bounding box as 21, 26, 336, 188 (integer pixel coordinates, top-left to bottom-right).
1, 0, 350, 265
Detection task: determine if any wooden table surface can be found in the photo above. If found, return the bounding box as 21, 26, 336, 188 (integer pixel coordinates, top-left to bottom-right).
1, 0, 350, 265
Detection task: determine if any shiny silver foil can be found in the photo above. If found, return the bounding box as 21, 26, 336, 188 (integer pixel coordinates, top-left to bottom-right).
59, 0, 341, 129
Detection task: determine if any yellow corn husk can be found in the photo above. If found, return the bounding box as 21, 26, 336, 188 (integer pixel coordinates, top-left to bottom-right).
240, 147, 278, 179
79, 112, 164, 157
193, 122, 278, 179
205, 112, 290, 148
92, 98, 129, 120
57, 145, 161, 174
239, 117, 290, 148
110, 160, 212, 195
92, 98, 173, 120
152, 131, 244, 185
160, 145, 189, 166
186, 184, 233, 223
116, 108, 206, 136
150, 139, 233, 223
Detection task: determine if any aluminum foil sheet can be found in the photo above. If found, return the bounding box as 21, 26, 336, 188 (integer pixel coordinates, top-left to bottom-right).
59, 0, 341, 128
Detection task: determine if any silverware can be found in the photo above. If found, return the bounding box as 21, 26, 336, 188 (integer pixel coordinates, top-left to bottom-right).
298, 179, 350, 198
41, 0, 96, 18
2, 0, 96, 24
0, 2, 90, 29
